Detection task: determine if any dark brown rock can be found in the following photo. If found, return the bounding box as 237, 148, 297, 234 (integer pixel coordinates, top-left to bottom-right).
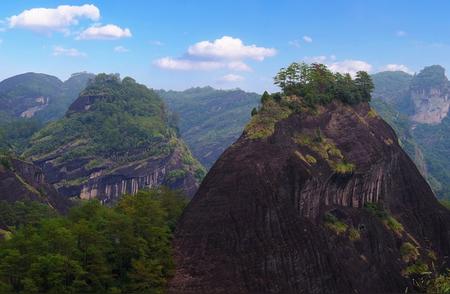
169, 101, 450, 293
0, 158, 69, 213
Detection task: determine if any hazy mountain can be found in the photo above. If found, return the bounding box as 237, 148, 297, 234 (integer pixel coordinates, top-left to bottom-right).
24, 74, 205, 201
371, 65, 450, 200
0, 72, 94, 123
159, 87, 260, 168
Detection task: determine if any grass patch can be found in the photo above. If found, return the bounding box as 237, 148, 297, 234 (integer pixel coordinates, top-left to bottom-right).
384, 216, 404, 234
402, 260, 429, 276
324, 213, 348, 235
364, 202, 404, 234
305, 154, 317, 164
332, 162, 355, 174
440, 199, 450, 210
245, 100, 292, 139
293, 132, 354, 174
367, 108, 378, 118
85, 158, 106, 170
348, 227, 361, 241
400, 242, 420, 263
166, 169, 187, 184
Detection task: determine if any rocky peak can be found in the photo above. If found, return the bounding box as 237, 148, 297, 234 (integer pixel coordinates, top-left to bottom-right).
410, 65, 450, 124
169, 95, 450, 293
25, 74, 205, 202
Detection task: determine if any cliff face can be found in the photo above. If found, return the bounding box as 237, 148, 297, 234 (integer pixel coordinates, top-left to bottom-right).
0, 158, 68, 212
169, 100, 450, 293
410, 88, 450, 124
25, 75, 205, 201
36, 141, 200, 203
409, 65, 450, 124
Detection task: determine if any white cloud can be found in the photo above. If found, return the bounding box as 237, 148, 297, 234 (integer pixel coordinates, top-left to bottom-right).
219, 74, 245, 82
154, 57, 253, 71
52, 46, 86, 57
396, 30, 406, 37
380, 64, 413, 74
114, 45, 129, 53
77, 24, 132, 40
303, 55, 372, 76
303, 35, 313, 43
153, 57, 223, 71
328, 60, 372, 76
187, 36, 276, 61
8, 4, 99, 32
154, 36, 275, 72
227, 61, 252, 71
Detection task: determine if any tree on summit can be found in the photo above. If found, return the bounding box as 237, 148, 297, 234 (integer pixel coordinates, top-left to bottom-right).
273, 62, 374, 105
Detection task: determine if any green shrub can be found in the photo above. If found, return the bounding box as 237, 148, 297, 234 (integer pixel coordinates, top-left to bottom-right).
166, 169, 187, 184
305, 154, 317, 164
348, 227, 361, 241
324, 213, 348, 235
400, 242, 420, 263
384, 216, 404, 234
333, 162, 355, 174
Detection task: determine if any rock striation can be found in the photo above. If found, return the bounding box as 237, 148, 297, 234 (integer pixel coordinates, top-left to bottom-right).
0, 157, 69, 212
169, 99, 450, 293
25, 74, 205, 202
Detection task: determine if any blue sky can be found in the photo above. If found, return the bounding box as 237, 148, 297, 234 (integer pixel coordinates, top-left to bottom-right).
1, 0, 450, 92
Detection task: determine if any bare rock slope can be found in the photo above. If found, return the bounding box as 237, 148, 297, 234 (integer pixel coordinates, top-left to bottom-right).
170, 99, 450, 293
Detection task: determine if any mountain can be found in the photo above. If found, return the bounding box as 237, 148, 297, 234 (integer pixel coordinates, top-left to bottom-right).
0, 155, 69, 214
24, 74, 205, 202
0, 72, 94, 154
371, 66, 450, 200
169, 66, 450, 293
0, 72, 94, 123
371, 71, 414, 114
159, 87, 260, 168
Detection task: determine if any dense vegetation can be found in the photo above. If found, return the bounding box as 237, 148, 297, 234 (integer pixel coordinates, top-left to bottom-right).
23, 74, 204, 195
27, 75, 178, 160
371, 66, 450, 200
0, 188, 187, 293
0, 72, 93, 154
414, 116, 450, 200
371, 71, 414, 115
246, 63, 374, 140
159, 87, 260, 168
274, 62, 374, 106
0, 118, 43, 153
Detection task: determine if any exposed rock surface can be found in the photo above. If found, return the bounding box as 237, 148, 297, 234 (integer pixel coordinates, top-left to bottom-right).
410, 88, 450, 124
0, 158, 69, 212
25, 74, 205, 202
169, 100, 450, 293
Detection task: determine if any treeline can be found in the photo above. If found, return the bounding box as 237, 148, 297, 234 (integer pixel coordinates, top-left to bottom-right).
274, 62, 374, 106
0, 188, 187, 294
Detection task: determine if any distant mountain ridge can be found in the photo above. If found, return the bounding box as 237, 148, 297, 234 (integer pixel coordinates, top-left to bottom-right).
0, 72, 94, 123
371, 65, 450, 199
159, 87, 260, 168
